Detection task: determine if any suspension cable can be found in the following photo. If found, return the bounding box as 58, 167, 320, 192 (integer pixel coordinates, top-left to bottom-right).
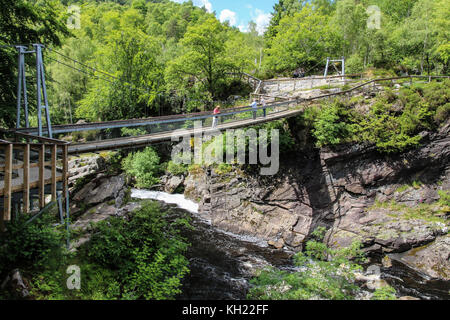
47, 48, 151, 95
303, 60, 324, 75
49, 48, 118, 80
46, 56, 116, 85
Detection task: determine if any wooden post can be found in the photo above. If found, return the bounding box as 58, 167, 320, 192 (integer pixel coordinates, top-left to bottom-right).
38, 144, 45, 208
62, 144, 69, 211
23, 144, 30, 213
3, 144, 13, 221
51, 144, 57, 201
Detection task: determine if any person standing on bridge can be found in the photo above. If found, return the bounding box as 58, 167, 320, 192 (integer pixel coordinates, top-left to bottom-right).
251, 99, 258, 120
261, 98, 267, 117
212, 105, 221, 128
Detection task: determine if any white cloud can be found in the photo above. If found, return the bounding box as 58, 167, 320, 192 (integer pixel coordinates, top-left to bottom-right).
219, 9, 237, 26
252, 9, 272, 35
170, 0, 213, 13
197, 0, 213, 13
238, 24, 249, 33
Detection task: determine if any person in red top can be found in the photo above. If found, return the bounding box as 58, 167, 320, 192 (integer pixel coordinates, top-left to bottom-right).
212, 105, 221, 128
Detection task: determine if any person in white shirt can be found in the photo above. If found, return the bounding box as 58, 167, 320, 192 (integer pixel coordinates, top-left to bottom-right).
251, 99, 258, 120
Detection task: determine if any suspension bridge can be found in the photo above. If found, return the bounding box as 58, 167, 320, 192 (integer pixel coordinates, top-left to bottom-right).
0, 43, 448, 236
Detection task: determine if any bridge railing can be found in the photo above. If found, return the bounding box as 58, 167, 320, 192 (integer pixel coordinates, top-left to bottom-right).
290, 75, 450, 103
117, 101, 293, 137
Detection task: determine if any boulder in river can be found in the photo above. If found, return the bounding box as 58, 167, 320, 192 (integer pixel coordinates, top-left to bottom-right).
73, 174, 126, 206
1, 269, 30, 299
389, 235, 450, 281
165, 175, 184, 194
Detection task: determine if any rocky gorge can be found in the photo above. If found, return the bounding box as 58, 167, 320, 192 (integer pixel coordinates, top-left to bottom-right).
66, 119, 450, 299
179, 121, 450, 284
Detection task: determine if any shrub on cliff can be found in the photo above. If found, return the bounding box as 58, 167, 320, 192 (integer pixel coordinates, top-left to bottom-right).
310, 79, 450, 153
312, 101, 356, 147
122, 147, 161, 188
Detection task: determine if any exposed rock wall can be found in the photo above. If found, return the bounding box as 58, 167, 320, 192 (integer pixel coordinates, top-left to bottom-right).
262, 77, 344, 96
68, 154, 106, 188
182, 121, 450, 279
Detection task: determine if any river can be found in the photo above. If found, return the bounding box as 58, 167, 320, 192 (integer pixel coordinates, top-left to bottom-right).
131, 189, 450, 300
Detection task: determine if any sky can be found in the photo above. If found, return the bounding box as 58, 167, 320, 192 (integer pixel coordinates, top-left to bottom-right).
171, 0, 277, 34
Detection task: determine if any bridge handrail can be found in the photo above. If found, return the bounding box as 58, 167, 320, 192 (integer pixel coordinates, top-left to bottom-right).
0, 128, 70, 145
226, 72, 262, 83
14, 103, 283, 134
292, 75, 450, 102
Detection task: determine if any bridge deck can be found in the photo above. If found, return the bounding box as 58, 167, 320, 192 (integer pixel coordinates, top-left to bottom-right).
68, 105, 305, 154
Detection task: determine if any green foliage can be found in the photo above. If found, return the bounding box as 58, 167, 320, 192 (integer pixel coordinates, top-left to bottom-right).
356, 81, 448, 153
371, 286, 397, 300
309, 79, 449, 153
165, 17, 229, 103
86, 201, 191, 299
0, 0, 69, 128
0, 211, 65, 279
166, 160, 188, 176
263, 0, 450, 76
27, 201, 191, 300
434, 103, 450, 124
346, 54, 365, 74
265, 4, 336, 75
121, 127, 147, 137
248, 234, 366, 300
312, 101, 355, 147
438, 190, 450, 207
369, 198, 448, 224
214, 163, 233, 175
71, 130, 98, 142
75, 20, 163, 121
250, 120, 296, 155
122, 147, 161, 188
166, 151, 191, 176
44, 0, 265, 121
4, 0, 449, 127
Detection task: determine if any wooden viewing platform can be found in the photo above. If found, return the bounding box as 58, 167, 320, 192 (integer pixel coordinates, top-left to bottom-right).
0, 132, 70, 230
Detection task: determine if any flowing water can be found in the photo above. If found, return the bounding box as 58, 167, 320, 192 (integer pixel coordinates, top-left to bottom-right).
131, 189, 449, 300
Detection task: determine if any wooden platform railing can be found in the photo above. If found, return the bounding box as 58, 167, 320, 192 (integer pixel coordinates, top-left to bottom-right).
0, 133, 69, 228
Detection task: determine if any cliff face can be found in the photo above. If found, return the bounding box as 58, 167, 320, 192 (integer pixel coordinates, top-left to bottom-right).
182, 121, 450, 279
